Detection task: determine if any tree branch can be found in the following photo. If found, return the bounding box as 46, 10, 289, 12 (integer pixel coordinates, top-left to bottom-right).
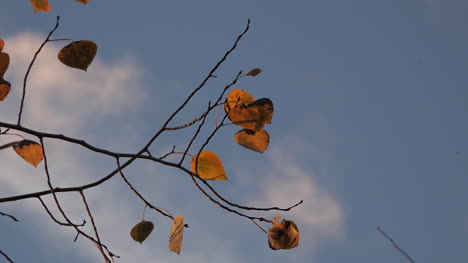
377, 226, 416, 263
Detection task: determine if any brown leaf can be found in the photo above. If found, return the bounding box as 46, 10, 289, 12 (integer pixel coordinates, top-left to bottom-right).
267, 215, 300, 250
74, 0, 90, 4
234, 129, 269, 153
58, 40, 97, 71
0, 51, 9, 78
246, 68, 262, 77
169, 215, 185, 254
0, 78, 11, 101
13, 140, 44, 167
130, 220, 154, 244
0, 39, 4, 52
29, 0, 51, 12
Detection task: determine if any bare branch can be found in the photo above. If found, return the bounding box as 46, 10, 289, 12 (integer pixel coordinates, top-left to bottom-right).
37, 196, 83, 227
377, 226, 416, 263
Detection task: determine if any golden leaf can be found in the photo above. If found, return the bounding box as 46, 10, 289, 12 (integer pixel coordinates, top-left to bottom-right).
169, 215, 185, 254
228, 98, 274, 131
74, 0, 90, 4
267, 215, 300, 250
13, 140, 44, 167
224, 88, 255, 113
234, 129, 269, 153
130, 220, 154, 244
0, 78, 11, 101
0, 51, 9, 78
191, 151, 227, 181
246, 68, 262, 77
58, 40, 97, 71
29, 0, 51, 12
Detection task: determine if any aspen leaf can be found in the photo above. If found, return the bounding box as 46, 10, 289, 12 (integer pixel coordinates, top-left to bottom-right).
58, 40, 97, 71
0, 51, 9, 78
0, 78, 11, 101
224, 88, 255, 113
228, 98, 274, 131
0, 39, 4, 52
13, 140, 44, 167
74, 0, 90, 4
130, 220, 154, 244
234, 129, 269, 153
267, 215, 300, 250
29, 0, 51, 12
169, 215, 185, 254
246, 68, 262, 77
191, 151, 227, 181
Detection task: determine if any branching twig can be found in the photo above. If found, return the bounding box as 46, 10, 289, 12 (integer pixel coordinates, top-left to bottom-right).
377, 226, 416, 263
37, 196, 83, 226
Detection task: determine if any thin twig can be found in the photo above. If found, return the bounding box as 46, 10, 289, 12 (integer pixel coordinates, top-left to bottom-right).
37, 196, 83, 226
18, 16, 60, 126
166, 112, 208, 130
0, 249, 14, 263
377, 226, 415, 263
0, 211, 18, 222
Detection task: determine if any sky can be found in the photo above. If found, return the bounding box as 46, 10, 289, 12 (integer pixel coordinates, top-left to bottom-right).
1, 0, 467, 262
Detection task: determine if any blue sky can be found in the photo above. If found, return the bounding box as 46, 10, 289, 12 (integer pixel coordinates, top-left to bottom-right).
1, 1, 468, 262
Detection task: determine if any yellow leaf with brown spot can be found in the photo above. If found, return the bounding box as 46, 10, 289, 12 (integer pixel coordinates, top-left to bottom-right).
169, 215, 185, 254
246, 68, 262, 77
267, 215, 300, 250
224, 88, 255, 113
234, 129, 269, 153
191, 151, 227, 181
0, 78, 11, 101
228, 98, 274, 131
130, 220, 154, 244
0, 51, 9, 78
58, 40, 97, 71
29, 0, 51, 12
13, 140, 44, 167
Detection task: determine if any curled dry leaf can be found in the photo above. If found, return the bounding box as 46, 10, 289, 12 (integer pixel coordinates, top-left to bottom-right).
13, 140, 44, 167
191, 151, 227, 181
234, 129, 269, 153
246, 68, 263, 77
0, 78, 11, 101
58, 40, 97, 71
228, 98, 274, 131
169, 215, 185, 254
130, 220, 154, 244
224, 88, 255, 113
267, 215, 300, 250
29, 0, 51, 12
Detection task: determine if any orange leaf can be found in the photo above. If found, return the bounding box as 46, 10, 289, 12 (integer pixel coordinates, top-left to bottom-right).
0, 78, 11, 101
191, 151, 227, 181
0, 39, 4, 52
29, 0, 51, 12
13, 140, 44, 167
224, 88, 255, 113
234, 129, 269, 153
58, 40, 97, 71
0, 51, 9, 78
228, 98, 274, 131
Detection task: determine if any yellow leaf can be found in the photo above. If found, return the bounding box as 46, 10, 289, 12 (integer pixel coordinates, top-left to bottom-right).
0, 51, 9, 78
267, 215, 300, 250
74, 0, 90, 4
169, 215, 185, 254
29, 0, 51, 12
191, 151, 227, 181
224, 88, 255, 113
0, 78, 11, 101
13, 140, 44, 167
130, 220, 154, 244
246, 68, 262, 77
234, 129, 269, 153
228, 98, 274, 131
58, 40, 97, 71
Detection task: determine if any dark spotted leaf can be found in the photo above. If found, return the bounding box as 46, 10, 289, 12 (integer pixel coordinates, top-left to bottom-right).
228, 98, 274, 131
224, 88, 255, 113
234, 129, 269, 153
13, 140, 44, 167
267, 215, 300, 250
169, 215, 185, 254
58, 40, 97, 71
130, 220, 154, 244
